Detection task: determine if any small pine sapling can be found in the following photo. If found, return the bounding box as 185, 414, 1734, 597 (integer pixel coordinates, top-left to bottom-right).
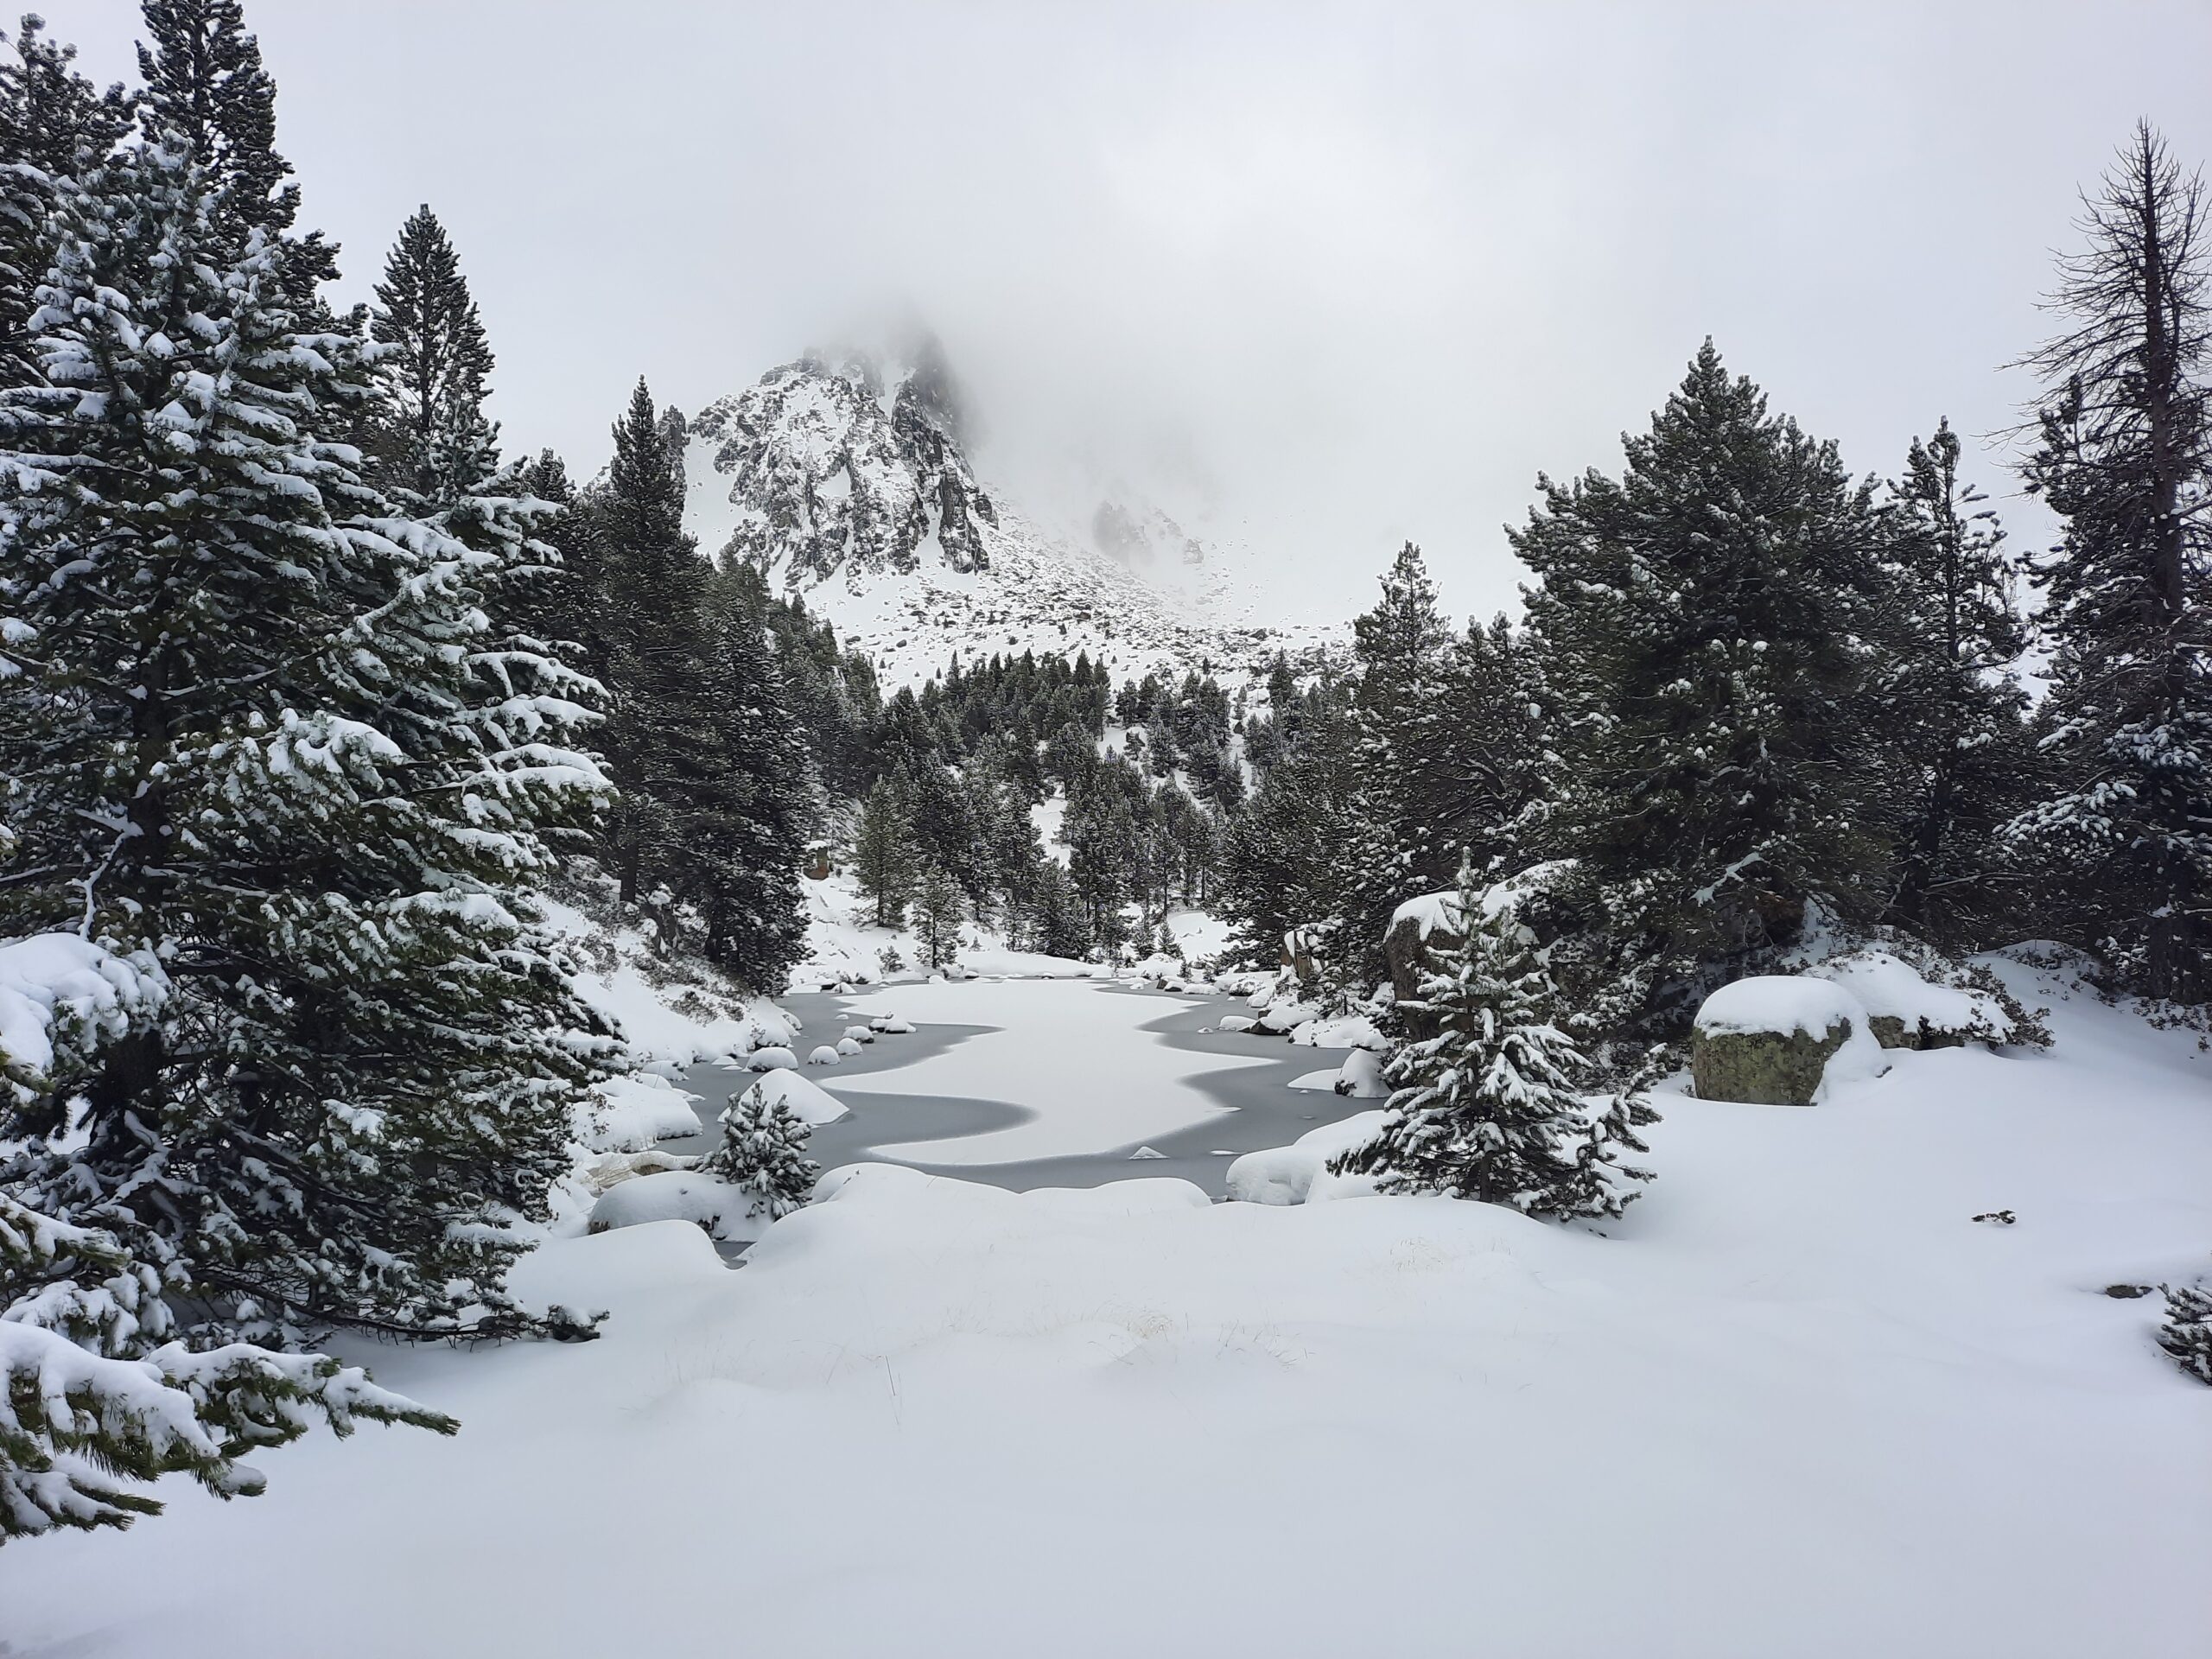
1332, 855, 1654, 1219
2159, 1274, 2212, 1386
702, 1084, 820, 1222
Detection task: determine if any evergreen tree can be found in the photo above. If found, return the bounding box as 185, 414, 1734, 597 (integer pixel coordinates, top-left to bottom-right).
700, 1082, 818, 1223
366, 204, 495, 503
0, 133, 615, 1344
697, 567, 810, 989
1029, 861, 1091, 958
1516, 341, 1888, 1048
1872, 420, 2033, 942
913, 862, 966, 970
134, 0, 334, 294
852, 776, 916, 926
0, 15, 130, 375
1353, 542, 1454, 879
1331, 856, 1651, 1219
2, 1188, 453, 1540
592, 379, 721, 907
1219, 688, 1398, 1000
2160, 1274, 2212, 1385
2010, 124, 2212, 1001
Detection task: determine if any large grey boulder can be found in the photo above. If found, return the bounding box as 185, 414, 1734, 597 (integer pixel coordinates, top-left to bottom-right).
1692, 976, 1885, 1105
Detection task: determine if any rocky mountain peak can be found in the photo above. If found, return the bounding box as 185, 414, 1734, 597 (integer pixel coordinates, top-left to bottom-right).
690, 338, 995, 583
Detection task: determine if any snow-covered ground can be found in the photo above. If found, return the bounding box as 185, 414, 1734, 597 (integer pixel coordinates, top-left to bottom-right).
10, 961, 2208, 1658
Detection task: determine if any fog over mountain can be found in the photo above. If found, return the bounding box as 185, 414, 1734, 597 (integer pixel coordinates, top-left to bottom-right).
53, 0, 2212, 623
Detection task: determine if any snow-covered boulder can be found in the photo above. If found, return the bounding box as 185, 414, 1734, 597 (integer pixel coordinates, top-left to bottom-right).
836, 1037, 865, 1057
806, 1045, 841, 1066
586, 1170, 773, 1243
1225, 1111, 1388, 1205
1333, 1048, 1388, 1099
1253, 995, 1319, 1035
584, 1074, 703, 1153
1289, 1012, 1384, 1050
577, 1147, 700, 1195
741, 1069, 849, 1128
1692, 976, 1886, 1105
842, 1024, 875, 1044
1218, 1014, 1259, 1033
869, 1015, 916, 1035
1286, 1049, 1389, 1099
1803, 950, 2018, 1049
747, 1045, 799, 1072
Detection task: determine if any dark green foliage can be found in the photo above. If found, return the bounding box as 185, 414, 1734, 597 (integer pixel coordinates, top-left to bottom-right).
2008, 124, 2212, 1001
367, 203, 495, 503
2160, 1276, 2212, 1385
0, 133, 615, 1344
1516, 340, 1890, 1046
852, 777, 916, 927
1870, 421, 2035, 944
572, 382, 813, 991
913, 863, 966, 970
1332, 857, 1651, 1219
0, 16, 130, 374
135, 0, 334, 292
700, 1085, 818, 1223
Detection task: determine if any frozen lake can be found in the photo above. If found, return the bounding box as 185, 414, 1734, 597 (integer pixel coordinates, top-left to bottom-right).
667, 978, 1376, 1197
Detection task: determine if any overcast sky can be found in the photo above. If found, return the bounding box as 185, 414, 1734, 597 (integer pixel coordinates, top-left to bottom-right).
52, 1, 2212, 622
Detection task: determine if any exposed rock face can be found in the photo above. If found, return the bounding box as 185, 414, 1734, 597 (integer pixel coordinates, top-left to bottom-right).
1691, 976, 1883, 1106
690, 340, 995, 582
1092, 499, 1205, 569
1693, 1019, 1855, 1106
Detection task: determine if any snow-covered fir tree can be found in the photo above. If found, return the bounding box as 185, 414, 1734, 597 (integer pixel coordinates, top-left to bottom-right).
701, 1084, 819, 1223
699, 564, 810, 989
2008, 124, 2212, 1001
914, 863, 966, 970
0, 16, 130, 375
1330, 855, 1651, 1219
1221, 687, 1399, 1001
1516, 340, 1889, 1050
852, 776, 916, 926
366, 203, 497, 503
591, 379, 724, 907
0, 131, 615, 1344
1871, 419, 2033, 944
1, 1180, 454, 1540
2159, 1275, 2212, 1385
135, 0, 335, 296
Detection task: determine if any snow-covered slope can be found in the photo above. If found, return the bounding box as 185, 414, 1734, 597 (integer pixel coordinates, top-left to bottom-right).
14, 955, 2206, 1658
683, 342, 1335, 689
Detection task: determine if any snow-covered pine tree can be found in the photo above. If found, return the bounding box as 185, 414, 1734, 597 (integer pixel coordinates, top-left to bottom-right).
0, 132, 615, 1344
2159, 1274, 2212, 1384
135, 0, 335, 296
700, 1082, 818, 1223
1516, 341, 1889, 1051
0, 15, 130, 376
2009, 124, 2212, 1002
1218, 685, 1397, 999
697, 564, 810, 989
1406, 613, 1551, 884
365, 203, 496, 503
853, 776, 917, 926
1, 1189, 454, 1541
1870, 420, 2034, 944
1331, 543, 1458, 998
590, 378, 724, 908
1330, 855, 1650, 1218
914, 863, 966, 970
